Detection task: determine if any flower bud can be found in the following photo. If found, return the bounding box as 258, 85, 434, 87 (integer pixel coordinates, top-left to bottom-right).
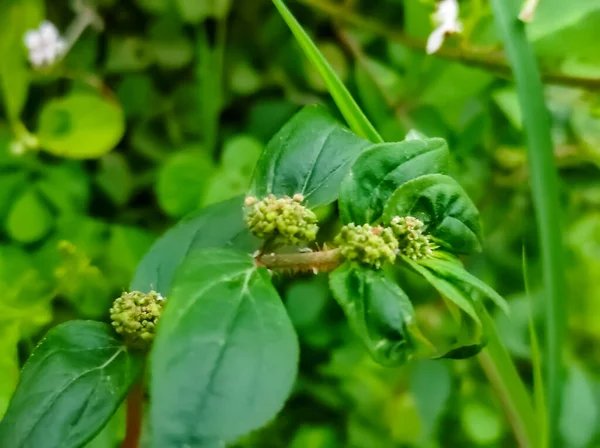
334, 223, 398, 268
244, 194, 319, 246
390, 216, 438, 260
110, 290, 166, 350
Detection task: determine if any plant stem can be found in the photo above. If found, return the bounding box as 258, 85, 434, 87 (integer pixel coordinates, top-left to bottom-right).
257, 248, 341, 272
297, 0, 600, 91
478, 307, 539, 448
489, 0, 565, 443
122, 381, 144, 448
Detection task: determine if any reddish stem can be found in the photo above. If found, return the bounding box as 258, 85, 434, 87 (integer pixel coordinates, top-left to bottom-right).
122, 381, 144, 448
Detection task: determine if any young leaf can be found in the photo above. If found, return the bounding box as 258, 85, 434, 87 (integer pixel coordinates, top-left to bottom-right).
150, 249, 299, 445
37, 93, 125, 159
339, 138, 450, 224
272, 0, 382, 143
130, 197, 259, 295
402, 256, 485, 358
0, 321, 142, 448
382, 174, 482, 254
249, 105, 371, 208
329, 262, 419, 366
420, 257, 510, 315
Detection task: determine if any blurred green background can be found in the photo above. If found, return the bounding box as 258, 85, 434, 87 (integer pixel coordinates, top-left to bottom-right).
1, 0, 599, 446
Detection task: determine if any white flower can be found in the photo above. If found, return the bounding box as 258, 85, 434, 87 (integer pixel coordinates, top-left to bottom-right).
23, 21, 67, 68
426, 0, 463, 55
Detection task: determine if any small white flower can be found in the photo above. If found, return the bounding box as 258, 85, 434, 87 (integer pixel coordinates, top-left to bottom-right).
23, 21, 67, 68
426, 0, 463, 55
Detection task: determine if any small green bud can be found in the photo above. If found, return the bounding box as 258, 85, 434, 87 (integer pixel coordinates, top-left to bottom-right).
390, 216, 438, 260
110, 290, 166, 350
244, 194, 319, 246
334, 223, 398, 268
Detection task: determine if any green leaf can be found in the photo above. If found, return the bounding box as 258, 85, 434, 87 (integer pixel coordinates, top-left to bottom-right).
559, 366, 598, 448
304, 41, 348, 92
131, 197, 259, 295
95, 153, 133, 206
528, 0, 600, 40
6, 187, 53, 243
175, 0, 231, 22
249, 105, 371, 208
37, 93, 125, 159
382, 174, 482, 254
402, 257, 484, 359
420, 257, 510, 315
0, 322, 19, 418
272, 0, 382, 143
148, 17, 194, 70
0, 0, 44, 122
151, 249, 298, 444
339, 138, 450, 224
156, 149, 214, 218
329, 262, 419, 366
0, 321, 142, 448
220, 135, 263, 177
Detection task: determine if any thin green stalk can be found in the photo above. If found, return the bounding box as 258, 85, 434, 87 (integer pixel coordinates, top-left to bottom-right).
490, 0, 566, 442
272, 0, 383, 143
478, 307, 539, 448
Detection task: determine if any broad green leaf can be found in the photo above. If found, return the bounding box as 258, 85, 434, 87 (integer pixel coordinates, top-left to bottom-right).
131, 197, 259, 295
329, 262, 419, 366
156, 149, 214, 217
272, 0, 382, 143
383, 174, 482, 254
37, 93, 125, 159
202, 168, 250, 206
0, 321, 142, 448
6, 187, 53, 243
420, 257, 509, 315
339, 138, 450, 224
151, 249, 298, 444
249, 106, 371, 208
0, 0, 43, 122
528, 0, 600, 40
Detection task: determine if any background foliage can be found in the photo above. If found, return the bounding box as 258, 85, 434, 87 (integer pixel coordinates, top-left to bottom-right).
1, 0, 599, 446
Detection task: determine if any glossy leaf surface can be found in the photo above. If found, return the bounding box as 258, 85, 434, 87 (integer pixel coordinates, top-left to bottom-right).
0, 321, 141, 448
339, 138, 449, 224
383, 174, 482, 254
151, 249, 299, 445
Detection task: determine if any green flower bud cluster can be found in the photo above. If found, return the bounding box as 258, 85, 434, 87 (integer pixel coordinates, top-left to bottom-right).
390, 216, 438, 260
244, 194, 318, 246
110, 290, 165, 350
334, 223, 398, 269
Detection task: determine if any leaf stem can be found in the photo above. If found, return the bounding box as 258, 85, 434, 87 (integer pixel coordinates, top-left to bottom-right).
256, 248, 341, 272
297, 0, 600, 91
122, 381, 144, 448
478, 306, 539, 448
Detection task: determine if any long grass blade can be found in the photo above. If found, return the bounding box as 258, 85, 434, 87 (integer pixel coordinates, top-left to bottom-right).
489, 0, 566, 441
272, 0, 383, 143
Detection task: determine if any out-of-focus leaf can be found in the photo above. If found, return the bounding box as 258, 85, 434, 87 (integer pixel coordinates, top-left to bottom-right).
148, 17, 194, 69
493, 88, 522, 129
96, 153, 133, 206
116, 74, 160, 119
6, 187, 53, 244
285, 275, 329, 328
151, 249, 298, 444
175, 0, 232, 22
460, 401, 504, 445
0, 0, 43, 121
0, 322, 19, 418
383, 174, 482, 254
37, 93, 125, 159
559, 366, 598, 448
221, 135, 263, 177
203, 168, 249, 206
106, 225, 154, 288
0, 321, 142, 448
304, 41, 348, 92
339, 138, 449, 224
105, 37, 153, 73
289, 426, 339, 448
528, 0, 600, 40
37, 162, 90, 212
250, 106, 370, 208
131, 197, 259, 295
156, 149, 214, 217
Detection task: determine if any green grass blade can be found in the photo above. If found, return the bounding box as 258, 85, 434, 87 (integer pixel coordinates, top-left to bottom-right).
523, 247, 548, 448
272, 0, 383, 143
478, 306, 539, 448
489, 0, 566, 441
